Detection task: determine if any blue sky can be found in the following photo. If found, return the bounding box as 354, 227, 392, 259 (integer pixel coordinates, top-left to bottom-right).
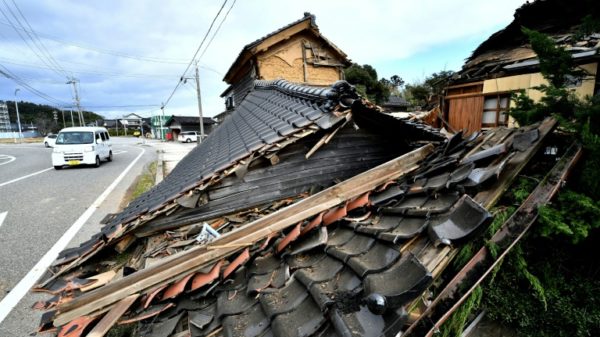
0, 0, 527, 119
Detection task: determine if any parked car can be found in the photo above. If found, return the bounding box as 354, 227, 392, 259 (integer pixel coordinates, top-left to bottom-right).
178, 131, 198, 143
43, 134, 57, 147
51, 127, 112, 169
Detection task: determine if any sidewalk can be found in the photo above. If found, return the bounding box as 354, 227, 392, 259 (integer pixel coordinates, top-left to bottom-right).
151, 141, 196, 183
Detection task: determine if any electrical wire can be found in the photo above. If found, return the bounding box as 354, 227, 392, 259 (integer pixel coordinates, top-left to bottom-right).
198, 0, 237, 60
0, 0, 70, 78
9, 0, 71, 78
0, 64, 70, 107
0, 20, 190, 65
162, 0, 228, 108
0, 57, 175, 79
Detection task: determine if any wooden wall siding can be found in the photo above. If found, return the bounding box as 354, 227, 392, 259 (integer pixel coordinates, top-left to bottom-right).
446, 83, 483, 96
448, 95, 484, 135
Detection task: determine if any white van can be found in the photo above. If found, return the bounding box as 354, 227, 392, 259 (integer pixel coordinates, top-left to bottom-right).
51, 127, 112, 169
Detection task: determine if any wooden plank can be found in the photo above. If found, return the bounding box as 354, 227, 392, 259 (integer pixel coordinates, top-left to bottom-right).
446, 81, 484, 90
86, 294, 138, 337
54, 144, 434, 326
444, 92, 484, 100
80, 270, 117, 292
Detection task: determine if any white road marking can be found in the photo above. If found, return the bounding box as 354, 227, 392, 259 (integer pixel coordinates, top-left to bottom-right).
112, 150, 127, 155
0, 211, 7, 228
0, 168, 53, 187
0, 147, 146, 324
0, 154, 16, 166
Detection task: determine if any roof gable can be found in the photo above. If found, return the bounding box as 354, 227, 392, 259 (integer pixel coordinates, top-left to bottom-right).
223, 13, 351, 84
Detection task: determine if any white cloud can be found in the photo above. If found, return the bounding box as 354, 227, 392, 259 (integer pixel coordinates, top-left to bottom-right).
0, 0, 527, 119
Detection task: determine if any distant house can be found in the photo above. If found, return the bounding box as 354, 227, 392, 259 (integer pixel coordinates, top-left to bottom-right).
221, 12, 352, 112
381, 95, 410, 112
165, 115, 216, 140
443, 0, 600, 134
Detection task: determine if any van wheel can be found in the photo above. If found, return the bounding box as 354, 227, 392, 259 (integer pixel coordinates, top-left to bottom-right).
94, 156, 101, 167
107, 151, 113, 162
54, 165, 62, 170
44, 142, 49, 148
186, 138, 191, 143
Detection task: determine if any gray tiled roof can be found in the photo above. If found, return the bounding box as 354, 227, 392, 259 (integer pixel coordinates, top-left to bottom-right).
108, 79, 358, 227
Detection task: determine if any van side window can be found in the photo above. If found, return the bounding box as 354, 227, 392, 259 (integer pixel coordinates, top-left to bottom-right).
100, 132, 107, 141
96, 133, 101, 142
104, 132, 110, 140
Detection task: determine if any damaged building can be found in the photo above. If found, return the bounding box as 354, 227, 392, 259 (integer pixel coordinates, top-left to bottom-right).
443, 0, 600, 134
31, 76, 579, 337
29, 5, 587, 337
220, 12, 351, 115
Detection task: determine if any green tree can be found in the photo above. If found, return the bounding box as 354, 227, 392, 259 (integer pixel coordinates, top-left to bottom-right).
344, 64, 391, 104
403, 70, 454, 108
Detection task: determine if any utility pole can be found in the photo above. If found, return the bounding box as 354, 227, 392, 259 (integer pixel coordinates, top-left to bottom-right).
194, 61, 204, 144
160, 102, 165, 141
14, 88, 22, 142
70, 108, 74, 126
67, 78, 84, 126
61, 109, 66, 128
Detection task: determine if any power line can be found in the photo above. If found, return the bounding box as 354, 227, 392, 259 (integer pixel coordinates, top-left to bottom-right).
198, 0, 237, 60
9, 0, 71, 78
162, 0, 229, 108
0, 57, 176, 78
0, 19, 190, 65
0, 64, 69, 107
0, 0, 69, 79
0, 6, 64, 79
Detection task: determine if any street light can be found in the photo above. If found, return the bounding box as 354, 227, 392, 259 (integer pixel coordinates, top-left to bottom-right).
14, 88, 23, 142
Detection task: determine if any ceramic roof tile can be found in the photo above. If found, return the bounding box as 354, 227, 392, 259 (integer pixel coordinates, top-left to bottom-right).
217, 287, 258, 318
377, 217, 430, 243
295, 255, 344, 286
247, 265, 290, 296
363, 254, 433, 310
346, 242, 401, 277
330, 306, 386, 337
107, 80, 359, 228
428, 195, 492, 245
249, 254, 282, 276
307, 267, 361, 311
270, 296, 327, 337
222, 304, 270, 337
355, 215, 402, 236
326, 234, 376, 262
259, 278, 310, 318
324, 228, 355, 248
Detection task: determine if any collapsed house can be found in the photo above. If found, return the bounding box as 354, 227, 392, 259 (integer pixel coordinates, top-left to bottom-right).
30, 76, 581, 337
443, 0, 600, 134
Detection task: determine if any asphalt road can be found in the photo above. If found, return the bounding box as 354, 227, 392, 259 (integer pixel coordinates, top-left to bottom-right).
0, 137, 158, 337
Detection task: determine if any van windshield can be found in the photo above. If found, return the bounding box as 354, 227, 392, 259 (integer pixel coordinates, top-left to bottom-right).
56, 131, 94, 145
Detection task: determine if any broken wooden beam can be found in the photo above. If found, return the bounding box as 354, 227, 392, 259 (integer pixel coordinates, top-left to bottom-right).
86, 294, 139, 337
52, 144, 434, 327
404, 139, 582, 337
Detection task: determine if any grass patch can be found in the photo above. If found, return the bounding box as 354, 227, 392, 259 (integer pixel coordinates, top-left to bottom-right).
120, 161, 157, 209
